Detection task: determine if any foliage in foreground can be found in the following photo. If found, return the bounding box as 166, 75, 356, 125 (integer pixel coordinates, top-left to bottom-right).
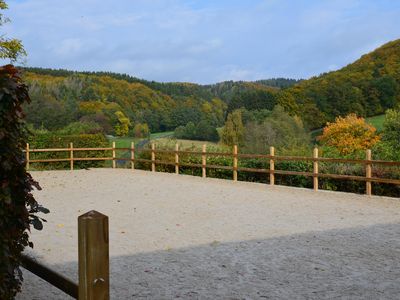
0, 65, 48, 299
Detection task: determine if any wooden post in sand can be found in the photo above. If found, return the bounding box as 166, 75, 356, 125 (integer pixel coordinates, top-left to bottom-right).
202, 144, 207, 178
78, 210, 109, 300
269, 146, 275, 186
26, 143, 30, 170
366, 149, 372, 196
175, 143, 179, 174
70, 143, 74, 170
112, 142, 116, 169
313, 147, 319, 191
233, 145, 238, 181
131, 142, 135, 169
151, 143, 155, 172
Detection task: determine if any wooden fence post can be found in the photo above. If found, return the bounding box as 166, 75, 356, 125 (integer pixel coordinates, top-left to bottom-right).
366, 149, 372, 196
131, 142, 135, 170
313, 147, 319, 191
151, 143, 155, 172
202, 144, 207, 178
78, 210, 109, 300
175, 144, 179, 174
70, 143, 74, 171
112, 142, 116, 169
270, 146, 275, 186
233, 145, 238, 181
26, 143, 30, 170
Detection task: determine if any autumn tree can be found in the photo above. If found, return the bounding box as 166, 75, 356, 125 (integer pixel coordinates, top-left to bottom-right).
318, 114, 380, 155
0, 1, 26, 62
220, 110, 244, 146
114, 111, 131, 136
133, 123, 150, 138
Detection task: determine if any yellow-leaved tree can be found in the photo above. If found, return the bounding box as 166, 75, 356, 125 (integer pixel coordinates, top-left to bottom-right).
318, 114, 380, 155
114, 111, 131, 136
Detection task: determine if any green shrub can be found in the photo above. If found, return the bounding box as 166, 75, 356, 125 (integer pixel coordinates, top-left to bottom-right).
56, 121, 103, 135
0, 65, 48, 299
174, 119, 219, 142
28, 133, 110, 169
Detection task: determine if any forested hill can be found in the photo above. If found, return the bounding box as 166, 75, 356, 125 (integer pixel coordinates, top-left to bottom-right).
20, 66, 298, 133
19, 38, 400, 134
285, 39, 400, 128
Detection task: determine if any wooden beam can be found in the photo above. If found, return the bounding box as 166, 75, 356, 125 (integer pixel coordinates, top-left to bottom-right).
78, 211, 109, 300
313, 147, 319, 191
270, 146, 275, 186
175, 143, 179, 174
26, 143, 30, 170
112, 142, 116, 169
70, 143, 74, 170
366, 149, 372, 196
233, 145, 238, 181
131, 142, 135, 169
21, 255, 78, 299
202, 144, 207, 178
151, 143, 155, 172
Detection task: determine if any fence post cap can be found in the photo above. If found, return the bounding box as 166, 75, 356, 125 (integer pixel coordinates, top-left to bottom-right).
78, 210, 107, 220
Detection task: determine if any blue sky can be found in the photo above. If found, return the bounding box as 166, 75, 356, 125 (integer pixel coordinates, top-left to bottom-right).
4, 0, 400, 83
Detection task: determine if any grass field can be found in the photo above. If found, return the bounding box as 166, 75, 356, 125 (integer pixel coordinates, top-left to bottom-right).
153, 138, 224, 151
366, 114, 385, 131
108, 131, 174, 148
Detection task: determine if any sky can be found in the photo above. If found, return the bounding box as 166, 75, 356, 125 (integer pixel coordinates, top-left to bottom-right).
3, 0, 400, 84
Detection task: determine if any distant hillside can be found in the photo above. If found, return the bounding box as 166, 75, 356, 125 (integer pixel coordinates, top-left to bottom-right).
286, 39, 400, 128
22, 71, 226, 133
20, 67, 298, 134
19, 39, 400, 133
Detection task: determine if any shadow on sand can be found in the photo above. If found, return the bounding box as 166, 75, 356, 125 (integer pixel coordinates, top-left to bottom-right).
17, 222, 400, 299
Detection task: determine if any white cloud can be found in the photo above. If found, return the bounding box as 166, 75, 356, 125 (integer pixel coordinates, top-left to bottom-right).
6, 0, 400, 83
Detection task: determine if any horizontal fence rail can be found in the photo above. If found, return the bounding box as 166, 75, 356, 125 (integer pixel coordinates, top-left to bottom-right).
25, 143, 400, 196
21, 254, 79, 299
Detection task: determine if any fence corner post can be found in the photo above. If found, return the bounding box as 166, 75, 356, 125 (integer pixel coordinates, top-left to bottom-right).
270, 146, 275, 186
233, 145, 238, 181
112, 142, 116, 169
366, 149, 372, 196
70, 142, 74, 171
151, 143, 155, 172
78, 210, 110, 300
202, 144, 207, 178
313, 147, 319, 191
26, 143, 30, 170
131, 142, 135, 170
175, 143, 179, 174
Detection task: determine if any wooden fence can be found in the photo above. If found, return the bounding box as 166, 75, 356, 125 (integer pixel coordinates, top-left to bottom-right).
25, 142, 400, 196
21, 210, 109, 300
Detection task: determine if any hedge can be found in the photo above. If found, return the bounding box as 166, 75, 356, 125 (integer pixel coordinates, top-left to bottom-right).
28, 133, 110, 169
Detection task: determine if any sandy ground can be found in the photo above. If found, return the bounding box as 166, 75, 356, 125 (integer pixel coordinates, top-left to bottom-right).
16, 168, 400, 299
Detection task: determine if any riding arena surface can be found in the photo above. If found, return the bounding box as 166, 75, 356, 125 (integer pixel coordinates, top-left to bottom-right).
17, 169, 400, 299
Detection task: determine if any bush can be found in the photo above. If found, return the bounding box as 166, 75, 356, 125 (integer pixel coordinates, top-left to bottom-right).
29, 133, 110, 169
132, 123, 150, 138
318, 114, 380, 155
174, 120, 219, 141
56, 121, 103, 135
242, 106, 311, 154
0, 65, 48, 299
